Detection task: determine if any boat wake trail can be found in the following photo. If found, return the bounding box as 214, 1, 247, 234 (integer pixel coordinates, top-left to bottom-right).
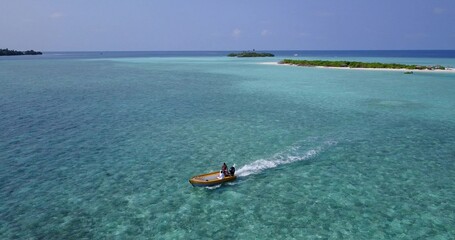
235, 140, 337, 177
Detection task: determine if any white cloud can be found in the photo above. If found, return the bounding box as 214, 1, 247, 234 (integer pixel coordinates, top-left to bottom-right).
261, 29, 270, 37
404, 32, 427, 40
232, 28, 241, 38
433, 7, 446, 15
50, 12, 64, 19
314, 11, 332, 17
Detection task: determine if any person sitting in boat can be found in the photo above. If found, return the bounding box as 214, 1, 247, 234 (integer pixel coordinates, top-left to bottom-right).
229, 166, 235, 176
222, 163, 228, 175
217, 170, 225, 179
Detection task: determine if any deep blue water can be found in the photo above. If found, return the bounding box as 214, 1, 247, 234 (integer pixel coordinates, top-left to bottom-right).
1, 51, 454, 239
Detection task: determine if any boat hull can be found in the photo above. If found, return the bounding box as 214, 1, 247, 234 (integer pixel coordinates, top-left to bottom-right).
189, 171, 237, 187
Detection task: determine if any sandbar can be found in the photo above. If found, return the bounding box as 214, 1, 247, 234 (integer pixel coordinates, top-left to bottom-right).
260, 62, 455, 73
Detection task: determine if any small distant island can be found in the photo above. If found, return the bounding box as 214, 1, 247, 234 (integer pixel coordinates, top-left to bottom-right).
0, 48, 42, 56
279, 59, 446, 70
228, 51, 274, 57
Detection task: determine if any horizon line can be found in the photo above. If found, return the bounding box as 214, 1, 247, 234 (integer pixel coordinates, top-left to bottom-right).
40, 49, 455, 52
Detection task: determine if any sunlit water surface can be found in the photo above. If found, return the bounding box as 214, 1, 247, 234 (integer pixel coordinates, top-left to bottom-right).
1, 52, 454, 239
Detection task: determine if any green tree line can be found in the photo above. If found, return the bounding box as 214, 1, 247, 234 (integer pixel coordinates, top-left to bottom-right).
228, 51, 274, 57
280, 59, 445, 70
0, 48, 42, 56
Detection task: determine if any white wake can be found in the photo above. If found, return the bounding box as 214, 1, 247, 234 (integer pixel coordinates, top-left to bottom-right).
235, 140, 337, 177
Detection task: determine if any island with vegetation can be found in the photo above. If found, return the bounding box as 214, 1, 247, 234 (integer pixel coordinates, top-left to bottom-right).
0, 48, 43, 56
228, 51, 274, 57
279, 59, 446, 70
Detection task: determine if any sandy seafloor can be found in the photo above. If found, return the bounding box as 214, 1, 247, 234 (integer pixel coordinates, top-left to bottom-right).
1, 51, 455, 239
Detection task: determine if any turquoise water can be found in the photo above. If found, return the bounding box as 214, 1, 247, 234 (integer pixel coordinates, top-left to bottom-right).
1, 53, 455, 239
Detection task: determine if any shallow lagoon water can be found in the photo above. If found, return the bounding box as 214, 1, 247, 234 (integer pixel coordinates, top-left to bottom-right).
1, 52, 455, 239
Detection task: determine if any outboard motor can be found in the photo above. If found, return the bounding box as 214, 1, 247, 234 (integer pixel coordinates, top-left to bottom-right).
229, 166, 235, 176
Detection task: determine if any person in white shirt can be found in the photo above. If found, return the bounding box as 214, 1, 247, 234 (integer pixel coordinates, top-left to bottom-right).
217, 170, 225, 179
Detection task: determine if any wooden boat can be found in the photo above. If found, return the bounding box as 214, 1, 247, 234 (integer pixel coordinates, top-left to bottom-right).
189, 171, 237, 187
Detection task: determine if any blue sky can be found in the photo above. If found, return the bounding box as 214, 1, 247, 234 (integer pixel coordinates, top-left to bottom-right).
1, 0, 454, 51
